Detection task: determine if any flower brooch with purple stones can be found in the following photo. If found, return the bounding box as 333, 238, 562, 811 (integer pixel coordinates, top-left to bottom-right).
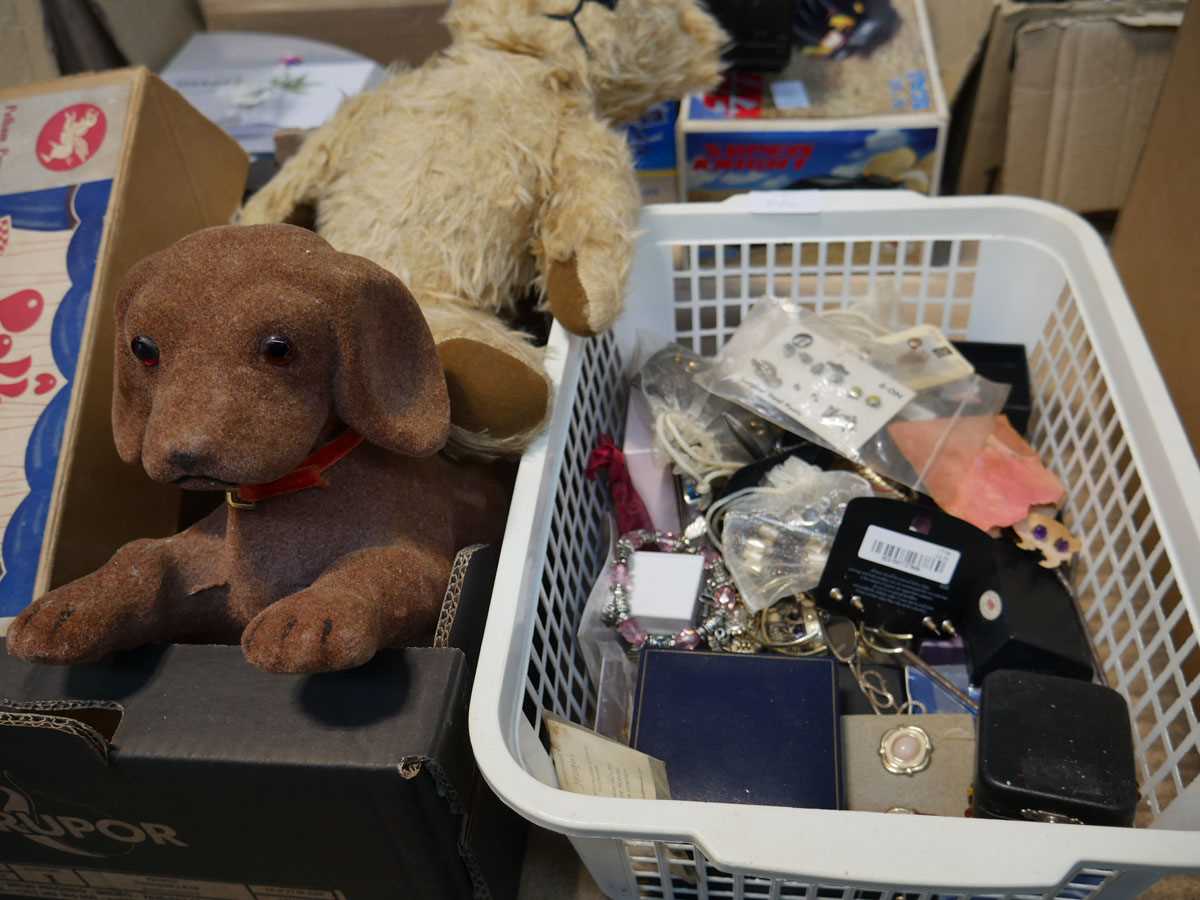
1014, 511, 1081, 569
601, 529, 757, 655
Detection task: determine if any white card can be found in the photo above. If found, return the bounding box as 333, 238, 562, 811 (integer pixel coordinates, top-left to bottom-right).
545, 712, 671, 800
770, 79, 811, 109
731, 327, 914, 453
871, 325, 974, 391
722, 190, 823, 215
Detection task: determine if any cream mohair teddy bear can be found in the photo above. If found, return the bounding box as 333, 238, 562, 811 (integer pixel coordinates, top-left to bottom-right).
239, 0, 727, 455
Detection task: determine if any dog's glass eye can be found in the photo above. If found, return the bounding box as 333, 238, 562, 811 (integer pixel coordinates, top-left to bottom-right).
130, 336, 159, 367
260, 335, 294, 366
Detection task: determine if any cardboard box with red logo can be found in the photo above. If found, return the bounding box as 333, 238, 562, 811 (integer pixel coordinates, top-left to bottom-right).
0, 70, 526, 900
0, 68, 248, 628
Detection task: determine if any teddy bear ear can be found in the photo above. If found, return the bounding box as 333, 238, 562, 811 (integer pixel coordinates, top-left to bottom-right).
679, 2, 732, 89
111, 255, 159, 465
330, 256, 450, 457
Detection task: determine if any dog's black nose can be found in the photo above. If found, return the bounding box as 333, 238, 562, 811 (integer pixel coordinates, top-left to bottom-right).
168, 451, 203, 474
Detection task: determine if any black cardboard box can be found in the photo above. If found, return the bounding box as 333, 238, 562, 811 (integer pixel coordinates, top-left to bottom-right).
0, 546, 523, 900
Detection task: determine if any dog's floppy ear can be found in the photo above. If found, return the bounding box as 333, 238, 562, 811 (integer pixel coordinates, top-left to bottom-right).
111, 254, 159, 465
331, 256, 450, 457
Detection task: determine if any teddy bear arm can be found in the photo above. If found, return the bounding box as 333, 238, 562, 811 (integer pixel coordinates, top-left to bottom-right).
237, 90, 380, 227
538, 115, 640, 336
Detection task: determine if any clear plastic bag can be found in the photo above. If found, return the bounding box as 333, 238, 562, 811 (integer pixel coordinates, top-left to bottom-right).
713, 457, 873, 612
633, 339, 766, 497
695, 297, 1010, 498
817, 284, 976, 392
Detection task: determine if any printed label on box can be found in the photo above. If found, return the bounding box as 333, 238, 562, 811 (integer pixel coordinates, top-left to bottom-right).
684, 127, 940, 196
0, 84, 129, 193
888, 69, 932, 113
0, 863, 346, 900
0, 85, 127, 622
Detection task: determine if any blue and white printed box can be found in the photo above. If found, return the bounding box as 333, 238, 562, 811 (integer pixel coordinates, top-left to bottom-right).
677, 0, 947, 201
625, 101, 680, 204
0, 69, 246, 626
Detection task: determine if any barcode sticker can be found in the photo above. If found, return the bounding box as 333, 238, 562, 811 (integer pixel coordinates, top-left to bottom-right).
858, 525, 960, 585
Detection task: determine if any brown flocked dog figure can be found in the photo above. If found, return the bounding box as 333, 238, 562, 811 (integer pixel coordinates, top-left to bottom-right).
6, 225, 508, 673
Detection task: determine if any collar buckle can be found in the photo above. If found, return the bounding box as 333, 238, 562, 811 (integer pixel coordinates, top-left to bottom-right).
226, 491, 257, 510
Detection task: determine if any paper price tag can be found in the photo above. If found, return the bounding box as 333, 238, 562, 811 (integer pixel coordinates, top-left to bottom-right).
545, 712, 671, 800
723, 191, 823, 215
731, 327, 914, 453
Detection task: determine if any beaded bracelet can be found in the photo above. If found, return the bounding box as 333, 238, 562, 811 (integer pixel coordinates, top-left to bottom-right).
601, 529, 757, 654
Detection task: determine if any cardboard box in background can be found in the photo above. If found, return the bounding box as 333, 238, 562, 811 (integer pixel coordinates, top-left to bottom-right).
923, 0, 995, 107
0, 69, 248, 627
1003, 14, 1178, 212
0, 0, 59, 90
89, 0, 205, 72
956, 0, 1183, 212
677, 0, 948, 201
1113, 4, 1200, 454
200, 0, 451, 67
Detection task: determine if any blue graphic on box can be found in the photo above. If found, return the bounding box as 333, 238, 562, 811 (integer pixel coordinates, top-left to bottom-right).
624, 101, 679, 171
0, 180, 112, 616
891, 69, 932, 112
685, 127, 939, 193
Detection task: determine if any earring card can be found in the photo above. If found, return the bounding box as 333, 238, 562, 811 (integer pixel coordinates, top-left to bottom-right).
842, 713, 975, 816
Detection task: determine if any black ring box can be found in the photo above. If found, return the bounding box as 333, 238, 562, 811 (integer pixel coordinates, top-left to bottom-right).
975, 670, 1139, 827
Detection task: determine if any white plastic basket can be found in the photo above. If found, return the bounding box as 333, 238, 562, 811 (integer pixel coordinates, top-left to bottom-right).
469, 193, 1200, 899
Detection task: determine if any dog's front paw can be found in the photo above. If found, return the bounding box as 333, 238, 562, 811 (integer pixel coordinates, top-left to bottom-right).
241, 590, 383, 674
6, 586, 120, 664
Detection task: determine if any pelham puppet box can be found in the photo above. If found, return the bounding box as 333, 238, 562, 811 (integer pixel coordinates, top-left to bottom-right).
677, 0, 948, 200
0, 69, 248, 629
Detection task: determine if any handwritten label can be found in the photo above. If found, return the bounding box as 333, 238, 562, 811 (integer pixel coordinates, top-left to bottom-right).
545, 712, 670, 800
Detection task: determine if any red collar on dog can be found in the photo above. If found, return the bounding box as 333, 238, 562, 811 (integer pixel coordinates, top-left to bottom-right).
227, 430, 364, 509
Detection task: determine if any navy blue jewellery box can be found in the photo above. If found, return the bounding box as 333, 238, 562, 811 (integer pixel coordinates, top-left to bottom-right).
631, 650, 842, 809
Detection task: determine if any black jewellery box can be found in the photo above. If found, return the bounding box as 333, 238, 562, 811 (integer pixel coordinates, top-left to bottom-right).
975, 669, 1139, 827
0, 545, 525, 900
